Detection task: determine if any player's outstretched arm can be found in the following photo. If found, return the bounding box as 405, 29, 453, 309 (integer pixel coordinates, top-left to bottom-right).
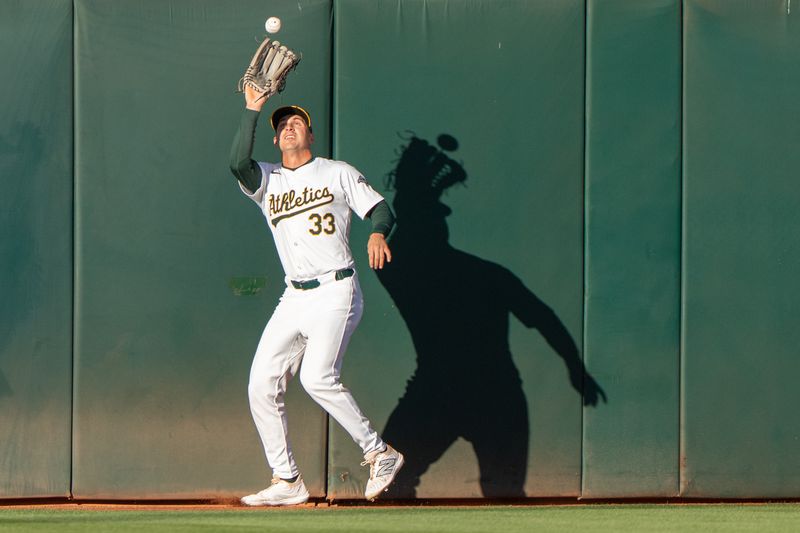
228, 87, 271, 192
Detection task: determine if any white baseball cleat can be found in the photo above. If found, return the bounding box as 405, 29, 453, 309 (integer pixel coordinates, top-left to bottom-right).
362, 445, 405, 501
240, 476, 310, 506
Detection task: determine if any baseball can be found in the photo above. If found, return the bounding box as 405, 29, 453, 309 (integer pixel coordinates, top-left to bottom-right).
265, 17, 281, 34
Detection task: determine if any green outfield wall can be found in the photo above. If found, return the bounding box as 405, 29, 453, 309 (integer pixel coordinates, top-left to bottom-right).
582, 0, 682, 498
71, 0, 332, 499
2, 0, 800, 500
0, 0, 73, 498
681, 0, 800, 498
331, 0, 585, 499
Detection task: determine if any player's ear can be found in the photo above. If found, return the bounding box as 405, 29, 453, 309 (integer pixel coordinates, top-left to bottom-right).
273, 135, 278, 146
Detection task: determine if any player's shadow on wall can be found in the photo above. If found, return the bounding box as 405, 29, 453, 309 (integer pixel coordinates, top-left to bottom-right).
376, 133, 606, 498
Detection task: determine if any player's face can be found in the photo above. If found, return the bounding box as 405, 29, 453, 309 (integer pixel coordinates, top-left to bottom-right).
274, 115, 313, 152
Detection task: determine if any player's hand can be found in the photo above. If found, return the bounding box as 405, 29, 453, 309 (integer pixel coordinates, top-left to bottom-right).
245, 84, 267, 112
368, 233, 392, 270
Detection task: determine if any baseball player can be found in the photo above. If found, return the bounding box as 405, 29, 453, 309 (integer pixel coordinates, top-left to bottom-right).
229, 85, 404, 506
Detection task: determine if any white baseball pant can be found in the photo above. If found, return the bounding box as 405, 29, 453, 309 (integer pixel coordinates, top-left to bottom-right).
247, 271, 385, 478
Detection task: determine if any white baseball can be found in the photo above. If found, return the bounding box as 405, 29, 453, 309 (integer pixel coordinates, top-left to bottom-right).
265, 17, 281, 34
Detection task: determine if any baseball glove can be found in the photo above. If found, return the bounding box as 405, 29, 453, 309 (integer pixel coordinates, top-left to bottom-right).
237, 37, 300, 101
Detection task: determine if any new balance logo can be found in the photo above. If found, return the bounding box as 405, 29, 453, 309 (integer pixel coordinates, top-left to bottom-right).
376, 458, 396, 477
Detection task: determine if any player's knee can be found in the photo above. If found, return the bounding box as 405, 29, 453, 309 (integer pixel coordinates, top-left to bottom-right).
248, 375, 281, 404
298, 369, 338, 397
298, 373, 323, 396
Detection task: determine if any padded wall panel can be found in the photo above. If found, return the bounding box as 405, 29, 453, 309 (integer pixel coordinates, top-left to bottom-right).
0, 0, 73, 498
582, 0, 681, 497
330, 0, 585, 498
73, 0, 331, 498
682, 0, 800, 497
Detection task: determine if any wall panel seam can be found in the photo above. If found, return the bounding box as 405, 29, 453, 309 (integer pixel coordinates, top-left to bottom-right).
326, 0, 337, 501
678, 0, 687, 498
580, 0, 588, 500
69, 0, 77, 501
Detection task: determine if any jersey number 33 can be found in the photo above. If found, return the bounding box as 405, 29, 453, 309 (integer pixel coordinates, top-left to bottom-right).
308, 212, 335, 235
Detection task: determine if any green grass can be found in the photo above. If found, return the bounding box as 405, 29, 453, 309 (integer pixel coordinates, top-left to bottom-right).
1, 504, 799, 532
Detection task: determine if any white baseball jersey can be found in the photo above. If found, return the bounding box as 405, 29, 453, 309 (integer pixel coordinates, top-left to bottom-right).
240, 157, 384, 282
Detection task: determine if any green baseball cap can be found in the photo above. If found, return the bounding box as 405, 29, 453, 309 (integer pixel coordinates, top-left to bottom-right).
270, 105, 312, 131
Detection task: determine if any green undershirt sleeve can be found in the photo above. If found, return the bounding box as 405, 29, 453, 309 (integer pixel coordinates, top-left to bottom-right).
367, 200, 395, 237
229, 109, 262, 193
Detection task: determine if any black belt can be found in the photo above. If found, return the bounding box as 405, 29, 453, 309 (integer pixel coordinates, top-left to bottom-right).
291, 268, 354, 290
